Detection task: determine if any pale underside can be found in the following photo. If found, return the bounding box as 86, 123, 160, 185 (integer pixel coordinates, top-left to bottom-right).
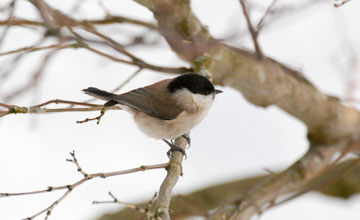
121, 89, 214, 139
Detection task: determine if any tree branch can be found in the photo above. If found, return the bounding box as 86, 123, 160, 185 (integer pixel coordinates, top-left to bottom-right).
102, 157, 360, 220
256, 0, 277, 32
0, 16, 157, 30
0, 99, 120, 118
93, 192, 158, 219
0, 41, 189, 74
334, 0, 352, 7
1, 151, 169, 220
155, 136, 188, 219
224, 141, 346, 220
239, 0, 263, 59
133, 1, 360, 219
0, 0, 16, 49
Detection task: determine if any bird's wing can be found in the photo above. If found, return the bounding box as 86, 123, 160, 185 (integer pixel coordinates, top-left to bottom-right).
112, 87, 184, 120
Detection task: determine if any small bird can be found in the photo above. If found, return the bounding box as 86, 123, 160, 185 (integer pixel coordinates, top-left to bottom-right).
83, 73, 222, 156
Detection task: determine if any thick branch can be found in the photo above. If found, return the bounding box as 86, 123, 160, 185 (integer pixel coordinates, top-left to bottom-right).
134, 1, 360, 219
99, 158, 360, 220
135, 0, 360, 142
156, 136, 187, 219
225, 142, 345, 220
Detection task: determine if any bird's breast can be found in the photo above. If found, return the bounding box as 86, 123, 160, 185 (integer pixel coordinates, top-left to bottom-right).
132, 106, 211, 139
128, 90, 214, 139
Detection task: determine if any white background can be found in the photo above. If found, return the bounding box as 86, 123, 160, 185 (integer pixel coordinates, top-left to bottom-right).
1, 0, 360, 220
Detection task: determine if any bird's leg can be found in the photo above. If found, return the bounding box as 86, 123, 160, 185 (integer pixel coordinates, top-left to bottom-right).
182, 134, 191, 148
163, 139, 186, 159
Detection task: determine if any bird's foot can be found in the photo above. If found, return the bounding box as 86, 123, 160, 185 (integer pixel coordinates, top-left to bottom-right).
163, 139, 187, 159
182, 134, 191, 149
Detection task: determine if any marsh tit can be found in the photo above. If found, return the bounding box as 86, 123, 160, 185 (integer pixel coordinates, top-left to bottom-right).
83, 73, 222, 156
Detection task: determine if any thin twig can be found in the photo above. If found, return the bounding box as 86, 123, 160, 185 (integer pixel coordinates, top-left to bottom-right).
28, 0, 135, 61
0, 0, 16, 50
91, 15, 158, 30
239, 0, 264, 60
66, 150, 89, 177
0, 36, 47, 88
0, 16, 158, 30
0, 41, 188, 73
0, 43, 69, 56
93, 192, 158, 219
111, 68, 143, 93
85, 44, 189, 73
2, 0, 190, 74
269, 157, 360, 210
0, 160, 168, 197
1, 151, 168, 220
33, 99, 100, 108
3, 42, 63, 101
70, 0, 88, 14
0, 99, 120, 118
334, 0, 351, 7
227, 142, 346, 220
0, 102, 12, 108
76, 107, 107, 124
0, 18, 43, 26
267, 143, 360, 208
35, 1, 189, 72
24, 190, 72, 220
97, 0, 111, 17
67, 25, 188, 73
256, 0, 277, 32
83, 68, 143, 104
0, 98, 102, 116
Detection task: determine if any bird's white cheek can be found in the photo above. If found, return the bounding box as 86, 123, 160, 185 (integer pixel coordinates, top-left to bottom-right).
190, 94, 214, 126
193, 94, 214, 110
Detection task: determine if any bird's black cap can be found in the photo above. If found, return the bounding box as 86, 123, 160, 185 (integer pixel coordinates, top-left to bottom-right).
168, 73, 219, 96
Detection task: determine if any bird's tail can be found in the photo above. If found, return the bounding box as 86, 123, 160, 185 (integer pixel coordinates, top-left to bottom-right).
82, 87, 116, 101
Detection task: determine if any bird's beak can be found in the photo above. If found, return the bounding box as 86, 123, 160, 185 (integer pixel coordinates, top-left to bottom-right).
215, 89, 223, 95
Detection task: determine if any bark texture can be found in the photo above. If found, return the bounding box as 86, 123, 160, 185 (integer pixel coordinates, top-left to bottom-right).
132, 0, 360, 219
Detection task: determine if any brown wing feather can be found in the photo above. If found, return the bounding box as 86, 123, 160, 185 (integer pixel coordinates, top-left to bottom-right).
112, 87, 183, 120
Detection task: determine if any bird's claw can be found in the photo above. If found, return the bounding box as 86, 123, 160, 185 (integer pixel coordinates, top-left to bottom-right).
182, 134, 191, 148
163, 139, 187, 159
